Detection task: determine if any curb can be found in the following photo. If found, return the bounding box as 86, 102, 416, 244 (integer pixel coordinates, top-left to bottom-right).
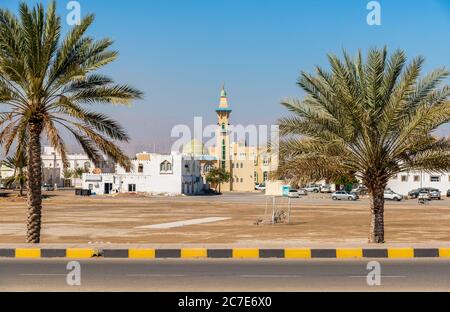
1, 248, 450, 259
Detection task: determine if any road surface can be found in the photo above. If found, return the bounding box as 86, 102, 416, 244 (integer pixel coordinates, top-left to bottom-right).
1, 259, 449, 291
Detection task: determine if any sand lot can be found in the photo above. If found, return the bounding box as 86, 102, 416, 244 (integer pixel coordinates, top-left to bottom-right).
0, 191, 449, 245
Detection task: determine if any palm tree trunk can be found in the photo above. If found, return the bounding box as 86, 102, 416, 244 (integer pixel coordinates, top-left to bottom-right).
26, 122, 43, 244
369, 186, 385, 244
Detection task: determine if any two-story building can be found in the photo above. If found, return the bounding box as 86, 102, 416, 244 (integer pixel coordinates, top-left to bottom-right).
82, 153, 202, 195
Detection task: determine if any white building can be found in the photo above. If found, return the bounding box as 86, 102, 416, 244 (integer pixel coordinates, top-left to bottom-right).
82, 153, 202, 195
0, 162, 15, 182
42, 146, 115, 187
387, 171, 450, 195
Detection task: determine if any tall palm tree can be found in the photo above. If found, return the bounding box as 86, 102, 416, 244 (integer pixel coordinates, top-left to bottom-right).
3, 148, 27, 196
279, 48, 450, 243
0, 2, 143, 243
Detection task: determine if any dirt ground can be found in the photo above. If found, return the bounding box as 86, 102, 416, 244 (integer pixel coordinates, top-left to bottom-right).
0, 191, 449, 245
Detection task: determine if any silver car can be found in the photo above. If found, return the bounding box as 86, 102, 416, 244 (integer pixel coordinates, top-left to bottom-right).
332, 191, 359, 201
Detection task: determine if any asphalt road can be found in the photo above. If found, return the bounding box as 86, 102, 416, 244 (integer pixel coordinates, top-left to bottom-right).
1, 259, 449, 291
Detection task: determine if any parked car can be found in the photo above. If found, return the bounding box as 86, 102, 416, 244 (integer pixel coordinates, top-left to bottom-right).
384, 190, 402, 201
429, 189, 441, 200
0, 183, 5, 190
304, 184, 321, 193
255, 184, 266, 191
297, 188, 308, 196
408, 188, 421, 198
320, 185, 332, 193
41, 184, 55, 192
352, 185, 368, 195
447, 189, 450, 198
288, 189, 301, 198
418, 190, 431, 201
409, 188, 441, 200
332, 191, 359, 201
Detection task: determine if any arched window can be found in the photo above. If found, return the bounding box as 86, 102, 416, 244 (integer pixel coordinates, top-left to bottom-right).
138, 164, 144, 173
204, 163, 214, 173
160, 161, 172, 173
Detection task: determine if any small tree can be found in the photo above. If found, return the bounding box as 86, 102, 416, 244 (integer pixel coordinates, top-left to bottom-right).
63, 169, 73, 187
3, 149, 27, 196
206, 168, 231, 194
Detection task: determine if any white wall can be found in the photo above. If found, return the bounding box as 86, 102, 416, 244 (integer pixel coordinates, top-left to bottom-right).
387, 171, 450, 196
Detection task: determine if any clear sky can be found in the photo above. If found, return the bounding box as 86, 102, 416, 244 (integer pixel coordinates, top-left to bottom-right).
3, 0, 450, 154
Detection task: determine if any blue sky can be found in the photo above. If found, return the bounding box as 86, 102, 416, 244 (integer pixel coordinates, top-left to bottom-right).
3, 0, 450, 153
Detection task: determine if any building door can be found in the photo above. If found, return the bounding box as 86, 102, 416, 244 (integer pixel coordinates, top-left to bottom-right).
104, 183, 113, 195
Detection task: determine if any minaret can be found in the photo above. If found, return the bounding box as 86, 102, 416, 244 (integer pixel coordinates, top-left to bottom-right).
215, 85, 232, 175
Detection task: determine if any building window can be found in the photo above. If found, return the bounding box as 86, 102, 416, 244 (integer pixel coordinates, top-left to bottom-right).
254, 172, 258, 183
88, 184, 93, 190
240, 178, 243, 183
413, 175, 420, 182
240, 163, 243, 169
263, 172, 269, 182
138, 164, 144, 173
128, 184, 136, 192
160, 161, 172, 173
204, 163, 213, 173
263, 157, 269, 166
430, 176, 440, 183
401, 175, 408, 182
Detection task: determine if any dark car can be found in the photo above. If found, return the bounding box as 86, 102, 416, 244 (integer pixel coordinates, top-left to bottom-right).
447, 189, 450, 198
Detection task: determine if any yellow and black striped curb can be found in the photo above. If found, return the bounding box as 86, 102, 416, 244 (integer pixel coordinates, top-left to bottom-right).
1, 248, 450, 259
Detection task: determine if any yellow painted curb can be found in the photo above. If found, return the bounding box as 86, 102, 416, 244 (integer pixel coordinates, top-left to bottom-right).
129, 249, 155, 259
388, 248, 414, 259
232, 248, 259, 259
15, 248, 41, 258
66, 248, 95, 259
439, 248, 450, 258
336, 248, 363, 259
284, 248, 311, 259
181, 248, 207, 259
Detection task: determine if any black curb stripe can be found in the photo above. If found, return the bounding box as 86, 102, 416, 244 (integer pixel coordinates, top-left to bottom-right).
259, 249, 285, 258
363, 249, 388, 258
207, 249, 233, 258
0, 249, 15, 258
414, 248, 439, 258
156, 249, 181, 258
103, 249, 129, 258
41, 249, 66, 258
311, 249, 337, 258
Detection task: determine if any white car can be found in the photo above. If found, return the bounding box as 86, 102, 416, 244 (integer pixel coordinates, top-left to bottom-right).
320, 185, 332, 193
384, 190, 402, 201
304, 184, 321, 193
255, 184, 266, 191
288, 189, 300, 198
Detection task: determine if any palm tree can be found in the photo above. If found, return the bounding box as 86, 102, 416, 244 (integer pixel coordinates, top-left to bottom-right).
0, 2, 143, 243
279, 48, 450, 243
3, 148, 27, 196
